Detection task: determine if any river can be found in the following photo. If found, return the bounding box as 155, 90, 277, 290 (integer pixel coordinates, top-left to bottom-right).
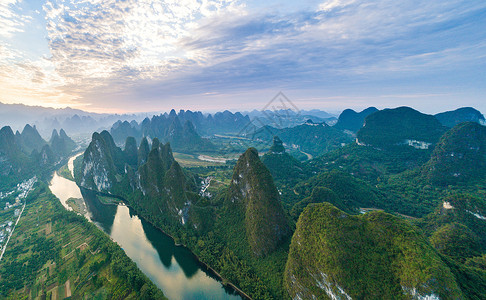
49, 154, 242, 300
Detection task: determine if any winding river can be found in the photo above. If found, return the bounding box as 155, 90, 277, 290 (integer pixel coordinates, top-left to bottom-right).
49, 154, 242, 300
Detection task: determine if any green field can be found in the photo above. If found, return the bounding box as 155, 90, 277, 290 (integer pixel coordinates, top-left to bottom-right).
56, 164, 74, 181
0, 183, 165, 299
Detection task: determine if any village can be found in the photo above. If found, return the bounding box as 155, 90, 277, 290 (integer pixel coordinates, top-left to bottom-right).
0, 177, 37, 260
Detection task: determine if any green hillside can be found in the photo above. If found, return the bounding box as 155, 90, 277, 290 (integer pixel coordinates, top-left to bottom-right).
423, 122, 486, 186
357, 107, 446, 148
284, 203, 463, 299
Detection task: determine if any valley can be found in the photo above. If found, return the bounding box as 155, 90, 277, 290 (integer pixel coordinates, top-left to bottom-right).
1, 105, 486, 299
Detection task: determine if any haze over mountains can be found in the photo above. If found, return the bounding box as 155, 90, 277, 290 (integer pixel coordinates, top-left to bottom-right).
2, 102, 486, 299
0, 102, 152, 138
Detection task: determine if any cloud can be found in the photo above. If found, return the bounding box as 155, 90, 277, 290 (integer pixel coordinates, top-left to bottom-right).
42, 0, 243, 90
2, 0, 486, 113
0, 0, 31, 38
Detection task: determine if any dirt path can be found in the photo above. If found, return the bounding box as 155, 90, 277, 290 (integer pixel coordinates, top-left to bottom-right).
65, 280, 71, 297
301, 151, 313, 160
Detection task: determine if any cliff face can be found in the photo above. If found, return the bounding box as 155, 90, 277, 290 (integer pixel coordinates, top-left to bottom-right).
423, 122, 486, 186
80, 132, 117, 192
80, 131, 193, 225
225, 148, 290, 256
284, 203, 463, 300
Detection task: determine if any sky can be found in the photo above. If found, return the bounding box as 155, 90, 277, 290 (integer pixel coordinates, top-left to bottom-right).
0, 0, 485, 114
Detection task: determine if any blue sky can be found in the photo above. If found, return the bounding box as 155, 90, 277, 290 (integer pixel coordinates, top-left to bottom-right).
0, 0, 485, 114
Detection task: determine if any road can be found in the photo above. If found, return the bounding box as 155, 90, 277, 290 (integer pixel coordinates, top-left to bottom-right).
0, 201, 26, 262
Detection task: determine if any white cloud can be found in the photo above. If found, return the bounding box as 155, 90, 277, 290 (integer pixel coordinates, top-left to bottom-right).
42, 0, 243, 91
318, 0, 357, 12
1, 0, 485, 112
0, 0, 30, 37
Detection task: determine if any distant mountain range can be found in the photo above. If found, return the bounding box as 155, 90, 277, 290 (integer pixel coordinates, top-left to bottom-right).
0, 102, 151, 138
254, 120, 353, 157
0, 124, 77, 188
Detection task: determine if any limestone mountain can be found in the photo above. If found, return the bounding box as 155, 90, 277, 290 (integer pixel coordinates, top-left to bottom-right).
284, 202, 463, 299
435, 107, 486, 128
166, 118, 215, 152
110, 109, 248, 147
356, 107, 446, 149
334, 107, 378, 132
137, 137, 150, 166
423, 122, 486, 186
0, 126, 27, 177
49, 129, 76, 157
292, 169, 383, 215
419, 194, 486, 249
17, 124, 47, 154
224, 148, 290, 256
78, 131, 198, 226
136, 142, 192, 225
124, 137, 138, 168
80, 132, 118, 193
255, 121, 352, 157
36, 144, 56, 166
261, 136, 307, 183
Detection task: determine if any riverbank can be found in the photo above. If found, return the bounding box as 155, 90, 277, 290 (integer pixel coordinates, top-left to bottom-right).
85, 187, 251, 300
0, 184, 165, 299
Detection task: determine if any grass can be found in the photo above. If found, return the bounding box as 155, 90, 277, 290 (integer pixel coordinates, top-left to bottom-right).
56, 163, 74, 181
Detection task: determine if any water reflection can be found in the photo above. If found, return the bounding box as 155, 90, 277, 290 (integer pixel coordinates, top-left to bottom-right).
80, 189, 117, 234
49, 172, 82, 211
49, 156, 242, 300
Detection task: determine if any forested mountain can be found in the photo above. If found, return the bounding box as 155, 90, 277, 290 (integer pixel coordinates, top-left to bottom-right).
285, 203, 463, 299
110, 111, 217, 152
356, 107, 446, 149
50, 129, 77, 157
435, 107, 486, 128
254, 120, 353, 157
110, 109, 249, 144
261, 136, 307, 183
0, 124, 77, 189
78, 132, 295, 298
333, 107, 378, 132
223, 147, 290, 257
16, 124, 47, 154
423, 122, 486, 185
0, 126, 28, 180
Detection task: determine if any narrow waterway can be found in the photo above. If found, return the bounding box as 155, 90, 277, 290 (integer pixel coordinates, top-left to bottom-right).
49, 154, 242, 300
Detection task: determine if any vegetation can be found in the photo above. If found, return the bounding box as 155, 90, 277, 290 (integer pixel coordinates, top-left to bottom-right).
254, 122, 352, 157
261, 136, 309, 185
423, 122, 486, 186
356, 106, 446, 148
76, 108, 486, 299
333, 107, 378, 132
57, 163, 74, 181
435, 107, 486, 128
284, 203, 463, 299
0, 183, 165, 299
